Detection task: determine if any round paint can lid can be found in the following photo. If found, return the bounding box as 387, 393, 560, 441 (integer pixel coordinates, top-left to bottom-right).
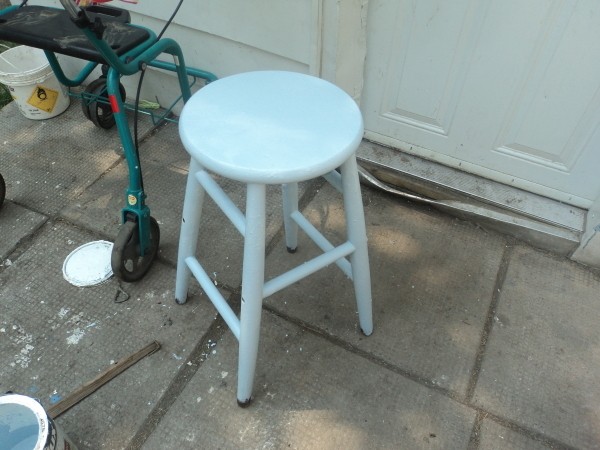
62, 240, 114, 287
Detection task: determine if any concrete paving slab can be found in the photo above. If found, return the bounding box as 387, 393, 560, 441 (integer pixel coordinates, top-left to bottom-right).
0, 99, 154, 215
61, 121, 320, 287
60, 159, 249, 287
0, 200, 47, 260
142, 312, 476, 449
60, 158, 191, 260
138, 121, 191, 172
0, 220, 223, 449
473, 245, 600, 449
478, 419, 552, 450
263, 183, 506, 396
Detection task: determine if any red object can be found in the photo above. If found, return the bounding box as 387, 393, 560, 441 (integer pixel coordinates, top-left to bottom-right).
109, 94, 120, 113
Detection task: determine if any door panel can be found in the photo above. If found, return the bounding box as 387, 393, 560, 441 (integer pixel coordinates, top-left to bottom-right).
362, 0, 600, 207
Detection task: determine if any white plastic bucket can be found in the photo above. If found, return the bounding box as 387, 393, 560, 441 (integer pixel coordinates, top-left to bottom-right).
0, 393, 77, 449
0, 46, 70, 120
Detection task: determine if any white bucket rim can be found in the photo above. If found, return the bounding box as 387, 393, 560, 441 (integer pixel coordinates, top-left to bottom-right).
0, 45, 53, 86
0, 393, 49, 450
0, 70, 54, 87
63, 240, 114, 287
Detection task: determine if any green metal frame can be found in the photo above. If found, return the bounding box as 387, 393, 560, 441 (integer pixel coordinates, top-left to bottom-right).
37, 11, 217, 256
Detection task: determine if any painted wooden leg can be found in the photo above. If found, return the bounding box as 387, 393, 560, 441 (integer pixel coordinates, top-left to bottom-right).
340, 156, 373, 336
237, 183, 267, 406
175, 158, 205, 305
282, 182, 299, 253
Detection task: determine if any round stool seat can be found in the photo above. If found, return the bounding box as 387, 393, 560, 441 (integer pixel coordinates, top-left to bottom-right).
179, 71, 364, 184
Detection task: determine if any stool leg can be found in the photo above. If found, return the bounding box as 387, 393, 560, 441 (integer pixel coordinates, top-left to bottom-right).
340, 156, 373, 336
175, 159, 205, 304
282, 182, 299, 253
237, 183, 267, 406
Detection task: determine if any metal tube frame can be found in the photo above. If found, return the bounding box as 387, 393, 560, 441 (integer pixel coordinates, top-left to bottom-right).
25, 5, 218, 256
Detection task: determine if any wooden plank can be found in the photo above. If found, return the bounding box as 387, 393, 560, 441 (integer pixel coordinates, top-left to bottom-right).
47, 341, 161, 419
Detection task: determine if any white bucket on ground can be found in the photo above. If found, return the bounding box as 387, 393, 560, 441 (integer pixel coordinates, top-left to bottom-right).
0, 45, 70, 120
0, 393, 77, 450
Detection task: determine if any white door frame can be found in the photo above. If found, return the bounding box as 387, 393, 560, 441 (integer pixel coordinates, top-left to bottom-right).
324, 0, 600, 265
317, 0, 368, 102
573, 198, 600, 267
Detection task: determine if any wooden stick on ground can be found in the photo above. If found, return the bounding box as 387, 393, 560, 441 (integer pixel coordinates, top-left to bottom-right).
47, 341, 161, 419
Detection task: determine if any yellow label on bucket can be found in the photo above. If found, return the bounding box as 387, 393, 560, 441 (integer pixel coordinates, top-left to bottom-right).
27, 85, 59, 113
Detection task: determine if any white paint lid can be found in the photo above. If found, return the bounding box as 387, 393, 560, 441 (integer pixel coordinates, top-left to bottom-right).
62, 241, 114, 287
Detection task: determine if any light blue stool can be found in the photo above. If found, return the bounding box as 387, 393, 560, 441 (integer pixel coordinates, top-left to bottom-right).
176, 71, 373, 406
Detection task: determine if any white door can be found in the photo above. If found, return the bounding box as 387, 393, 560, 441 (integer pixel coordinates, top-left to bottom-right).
361, 0, 600, 208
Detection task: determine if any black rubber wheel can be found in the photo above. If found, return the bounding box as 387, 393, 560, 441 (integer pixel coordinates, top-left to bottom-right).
0, 173, 5, 210
111, 216, 160, 282
83, 79, 126, 129
81, 78, 106, 121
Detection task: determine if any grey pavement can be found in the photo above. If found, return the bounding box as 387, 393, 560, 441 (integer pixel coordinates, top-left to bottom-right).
0, 99, 599, 450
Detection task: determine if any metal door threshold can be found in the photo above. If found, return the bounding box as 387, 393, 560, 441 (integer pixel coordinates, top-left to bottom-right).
357, 141, 584, 256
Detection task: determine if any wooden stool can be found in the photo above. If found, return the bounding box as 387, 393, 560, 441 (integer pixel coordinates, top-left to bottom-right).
176, 71, 373, 406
